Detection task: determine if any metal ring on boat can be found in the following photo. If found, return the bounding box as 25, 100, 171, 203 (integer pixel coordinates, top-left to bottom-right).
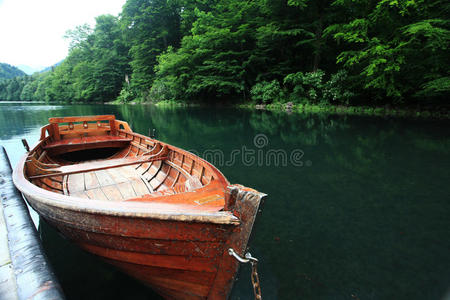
228, 248, 262, 299
228, 248, 258, 263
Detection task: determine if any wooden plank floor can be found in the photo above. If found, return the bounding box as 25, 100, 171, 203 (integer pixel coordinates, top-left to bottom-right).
65, 165, 151, 201
0, 193, 19, 300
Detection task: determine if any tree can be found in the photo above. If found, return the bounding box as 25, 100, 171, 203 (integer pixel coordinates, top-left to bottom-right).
20, 77, 39, 101
64, 24, 93, 50
325, 0, 450, 101
1, 0, 447, 105
121, 0, 182, 98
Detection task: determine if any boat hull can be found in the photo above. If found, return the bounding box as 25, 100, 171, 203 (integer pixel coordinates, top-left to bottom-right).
21, 185, 264, 299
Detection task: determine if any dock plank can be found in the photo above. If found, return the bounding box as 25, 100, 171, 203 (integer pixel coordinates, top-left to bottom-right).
0, 198, 18, 300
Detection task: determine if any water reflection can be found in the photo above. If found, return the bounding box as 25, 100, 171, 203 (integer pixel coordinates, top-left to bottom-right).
0, 103, 449, 300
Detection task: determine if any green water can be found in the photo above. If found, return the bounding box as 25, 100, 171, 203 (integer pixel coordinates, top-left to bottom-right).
0, 103, 449, 300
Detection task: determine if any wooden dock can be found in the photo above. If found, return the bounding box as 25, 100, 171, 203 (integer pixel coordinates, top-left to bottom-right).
0, 146, 64, 300
0, 190, 18, 300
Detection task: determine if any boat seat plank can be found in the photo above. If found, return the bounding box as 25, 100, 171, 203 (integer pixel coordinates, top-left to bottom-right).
137, 192, 224, 210
49, 115, 115, 123
59, 127, 110, 137
44, 135, 132, 149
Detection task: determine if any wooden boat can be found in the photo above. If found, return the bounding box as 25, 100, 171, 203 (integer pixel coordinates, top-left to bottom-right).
12, 115, 265, 299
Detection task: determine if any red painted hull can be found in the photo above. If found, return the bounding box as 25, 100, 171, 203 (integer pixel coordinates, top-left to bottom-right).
24, 185, 263, 299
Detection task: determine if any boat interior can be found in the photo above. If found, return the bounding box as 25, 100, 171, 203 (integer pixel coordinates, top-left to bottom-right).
23, 116, 227, 211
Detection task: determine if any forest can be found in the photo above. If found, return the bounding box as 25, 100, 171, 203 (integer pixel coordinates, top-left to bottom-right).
0, 63, 26, 80
0, 0, 448, 107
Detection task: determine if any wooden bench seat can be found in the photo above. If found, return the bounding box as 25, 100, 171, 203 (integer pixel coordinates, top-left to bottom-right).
43, 135, 133, 155
44, 135, 132, 149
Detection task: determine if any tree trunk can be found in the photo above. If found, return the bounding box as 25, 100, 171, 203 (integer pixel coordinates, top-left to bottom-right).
313, 15, 323, 72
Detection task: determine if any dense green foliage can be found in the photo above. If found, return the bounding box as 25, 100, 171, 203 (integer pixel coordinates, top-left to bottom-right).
0, 63, 26, 80
0, 0, 448, 105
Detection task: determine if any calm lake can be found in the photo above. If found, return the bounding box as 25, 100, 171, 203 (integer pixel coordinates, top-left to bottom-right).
0, 103, 449, 300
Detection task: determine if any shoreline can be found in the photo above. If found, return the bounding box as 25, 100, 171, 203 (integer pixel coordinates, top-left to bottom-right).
1, 100, 448, 119
0, 101, 46, 104
237, 102, 450, 120
148, 100, 450, 120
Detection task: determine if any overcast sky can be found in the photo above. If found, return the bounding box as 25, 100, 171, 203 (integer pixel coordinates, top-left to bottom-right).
0, 0, 126, 69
